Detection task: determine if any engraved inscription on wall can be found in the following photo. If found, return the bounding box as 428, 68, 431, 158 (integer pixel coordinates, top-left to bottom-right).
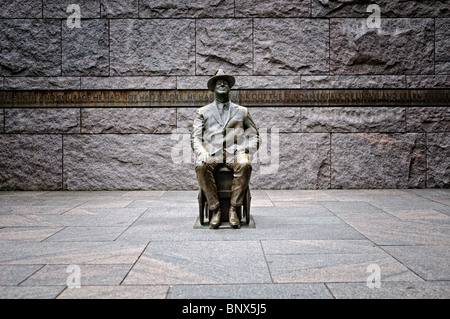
0, 90, 448, 107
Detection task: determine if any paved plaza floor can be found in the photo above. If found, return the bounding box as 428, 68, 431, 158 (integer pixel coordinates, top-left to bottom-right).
0, 189, 449, 299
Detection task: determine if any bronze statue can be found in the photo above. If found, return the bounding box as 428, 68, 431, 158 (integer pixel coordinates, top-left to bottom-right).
191, 70, 260, 228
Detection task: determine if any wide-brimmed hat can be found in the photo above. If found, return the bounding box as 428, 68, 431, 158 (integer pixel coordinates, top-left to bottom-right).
207, 69, 236, 92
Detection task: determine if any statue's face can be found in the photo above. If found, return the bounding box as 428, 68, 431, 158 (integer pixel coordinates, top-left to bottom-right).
214, 79, 230, 95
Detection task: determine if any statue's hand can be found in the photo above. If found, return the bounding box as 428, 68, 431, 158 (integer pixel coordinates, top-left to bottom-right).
198, 152, 211, 164
236, 153, 250, 165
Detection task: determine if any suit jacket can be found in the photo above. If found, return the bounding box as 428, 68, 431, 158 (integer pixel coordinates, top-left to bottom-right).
191, 101, 260, 163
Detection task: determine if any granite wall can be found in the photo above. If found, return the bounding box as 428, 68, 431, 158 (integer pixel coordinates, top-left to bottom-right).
0, 0, 449, 190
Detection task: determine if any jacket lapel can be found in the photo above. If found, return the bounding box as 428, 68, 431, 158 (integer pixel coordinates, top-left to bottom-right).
225, 102, 239, 127
207, 101, 239, 128
207, 101, 224, 126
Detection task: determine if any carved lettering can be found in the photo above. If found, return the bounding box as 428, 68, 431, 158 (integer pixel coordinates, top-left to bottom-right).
0, 90, 447, 108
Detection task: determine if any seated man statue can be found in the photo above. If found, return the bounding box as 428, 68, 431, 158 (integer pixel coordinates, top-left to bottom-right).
191, 69, 260, 228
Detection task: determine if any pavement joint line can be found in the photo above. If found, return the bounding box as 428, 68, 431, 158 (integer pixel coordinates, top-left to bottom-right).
259, 240, 275, 284
113, 207, 150, 242
324, 283, 337, 299
119, 241, 151, 286
377, 245, 428, 282
316, 200, 380, 247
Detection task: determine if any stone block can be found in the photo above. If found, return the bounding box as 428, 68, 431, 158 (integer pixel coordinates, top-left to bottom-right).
4, 77, 80, 90
248, 107, 301, 133
139, 0, 234, 18
330, 18, 434, 75
0, 135, 62, 190
176, 76, 210, 90
63, 134, 197, 190
196, 19, 253, 76
43, 0, 100, 18
406, 107, 450, 133
436, 19, 450, 61
235, 76, 301, 89
110, 19, 195, 75
0, 0, 42, 18
176, 76, 301, 90
251, 133, 331, 189
101, 0, 139, 18
254, 19, 329, 75
312, 0, 450, 18
80, 76, 175, 90
235, 0, 310, 17
5, 108, 80, 133
427, 133, 449, 188
81, 108, 176, 133
406, 75, 450, 88
62, 19, 109, 76
176, 107, 197, 131
331, 133, 427, 188
435, 62, 450, 75
300, 75, 406, 89
0, 19, 61, 76
0, 109, 3, 133
302, 107, 406, 133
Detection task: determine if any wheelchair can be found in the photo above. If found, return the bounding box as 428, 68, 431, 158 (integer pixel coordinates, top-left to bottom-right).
198, 166, 251, 227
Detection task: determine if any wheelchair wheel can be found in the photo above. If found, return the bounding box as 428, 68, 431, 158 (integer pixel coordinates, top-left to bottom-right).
198, 190, 207, 225
243, 188, 251, 225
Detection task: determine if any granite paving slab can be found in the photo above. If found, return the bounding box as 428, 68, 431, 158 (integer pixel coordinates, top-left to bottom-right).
0, 227, 63, 242
0, 205, 73, 215
0, 208, 147, 228
0, 242, 146, 265
261, 240, 380, 255
57, 285, 169, 299
115, 224, 225, 243
266, 252, 422, 283
0, 189, 448, 299
21, 264, 133, 286
0, 265, 43, 285
265, 190, 338, 202
122, 241, 271, 285
381, 245, 450, 281
221, 223, 365, 241
44, 226, 127, 242
405, 189, 450, 207
0, 286, 65, 299
326, 281, 450, 299
335, 213, 450, 246
167, 283, 333, 299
